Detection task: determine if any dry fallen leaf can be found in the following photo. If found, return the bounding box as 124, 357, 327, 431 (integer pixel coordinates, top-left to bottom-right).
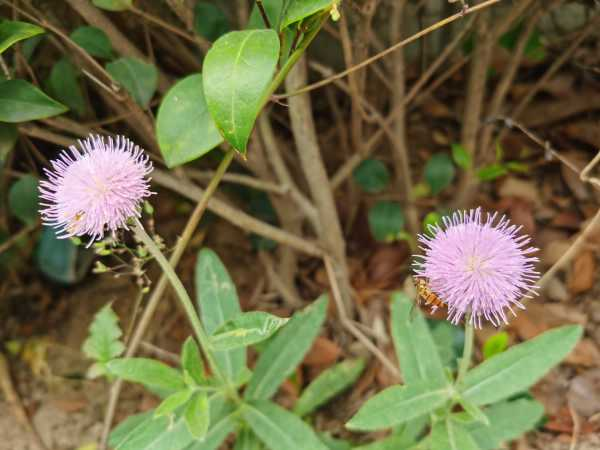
303, 337, 341, 367
568, 369, 600, 417
565, 338, 600, 367
567, 250, 596, 294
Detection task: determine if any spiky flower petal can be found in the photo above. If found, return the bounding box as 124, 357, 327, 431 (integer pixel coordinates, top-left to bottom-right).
39, 134, 153, 244
413, 208, 539, 328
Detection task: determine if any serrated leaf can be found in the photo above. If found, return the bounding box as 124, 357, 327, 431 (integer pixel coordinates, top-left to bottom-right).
195, 248, 246, 383
203, 30, 280, 153
181, 337, 205, 386
194, 3, 229, 41
48, 58, 86, 117
0, 79, 67, 122
368, 201, 404, 242
482, 331, 508, 360
70, 26, 114, 59
294, 358, 365, 417
185, 393, 210, 440
82, 303, 125, 365
106, 57, 157, 107
352, 159, 390, 193
154, 389, 193, 418
451, 143, 472, 169
430, 419, 479, 450
107, 357, 186, 391
0, 20, 44, 54
347, 381, 450, 431
8, 174, 38, 225
391, 293, 448, 388
210, 311, 288, 351
281, 0, 334, 30
245, 296, 328, 400
467, 399, 544, 450
424, 153, 455, 195
242, 400, 328, 450
461, 325, 582, 406
156, 74, 223, 167
92, 0, 132, 11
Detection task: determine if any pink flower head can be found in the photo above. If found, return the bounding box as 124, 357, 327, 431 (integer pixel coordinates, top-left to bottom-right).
413, 208, 539, 328
39, 134, 153, 244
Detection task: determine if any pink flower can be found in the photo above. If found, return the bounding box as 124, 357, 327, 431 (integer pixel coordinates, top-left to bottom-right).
413, 208, 539, 328
39, 134, 153, 244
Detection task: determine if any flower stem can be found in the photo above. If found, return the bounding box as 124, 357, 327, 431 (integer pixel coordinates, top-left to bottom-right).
456, 316, 474, 385
131, 218, 237, 400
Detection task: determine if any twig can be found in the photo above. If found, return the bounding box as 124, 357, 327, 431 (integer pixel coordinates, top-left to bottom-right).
0, 223, 38, 256
324, 256, 400, 379
256, 0, 272, 28
274, 0, 502, 99
569, 403, 581, 450
140, 341, 180, 365
186, 169, 288, 195
259, 251, 303, 307
0, 354, 49, 450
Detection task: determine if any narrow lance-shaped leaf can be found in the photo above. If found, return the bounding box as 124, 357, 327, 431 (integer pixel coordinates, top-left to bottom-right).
460, 325, 582, 406
0, 20, 45, 54
203, 29, 280, 153
242, 400, 329, 450
346, 380, 451, 431
234, 428, 263, 450
391, 292, 448, 388
185, 392, 210, 440
210, 311, 289, 351
154, 389, 193, 418
0, 79, 67, 122
195, 248, 246, 382
294, 358, 365, 417
107, 357, 186, 391
181, 337, 206, 386
430, 419, 479, 450
245, 295, 328, 400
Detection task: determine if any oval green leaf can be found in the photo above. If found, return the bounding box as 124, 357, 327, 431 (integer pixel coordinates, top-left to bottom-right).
0, 123, 17, 162
8, 174, 38, 225
70, 26, 114, 59
203, 29, 280, 153
0, 20, 44, 54
352, 159, 390, 193
181, 337, 206, 386
0, 79, 67, 122
242, 400, 328, 450
281, 0, 334, 30
156, 74, 223, 167
451, 143, 472, 169
461, 325, 582, 406
424, 153, 455, 195
48, 58, 86, 117
194, 3, 229, 41
106, 57, 158, 107
368, 201, 404, 242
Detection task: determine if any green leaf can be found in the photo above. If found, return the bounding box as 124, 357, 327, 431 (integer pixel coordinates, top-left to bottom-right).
319, 433, 352, 450
8, 174, 38, 225
477, 163, 508, 181
294, 358, 365, 417
467, 399, 544, 450
234, 428, 264, 450
430, 419, 479, 450
194, 3, 229, 41
424, 153, 455, 195
181, 337, 206, 386
0, 79, 67, 122
457, 396, 489, 425
242, 400, 329, 450
82, 303, 125, 366
185, 393, 210, 440
353, 434, 416, 450
422, 211, 441, 235
505, 161, 529, 173
203, 29, 280, 153
430, 320, 464, 370
48, 58, 86, 117
482, 331, 509, 360
210, 311, 288, 351
70, 26, 114, 59
0, 123, 17, 162
245, 296, 328, 400
107, 357, 186, 391
451, 143, 472, 169
281, 0, 334, 30
155, 389, 194, 418
92, 0, 132, 11
195, 248, 246, 382
36, 226, 91, 284
352, 159, 390, 193
368, 201, 404, 242
346, 381, 451, 431
156, 74, 223, 167
461, 325, 582, 406
106, 57, 158, 107
390, 293, 448, 388
248, 0, 285, 29
0, 20, 44, 54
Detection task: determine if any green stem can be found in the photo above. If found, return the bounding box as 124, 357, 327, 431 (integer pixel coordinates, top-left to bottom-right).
456, 316, 474, 385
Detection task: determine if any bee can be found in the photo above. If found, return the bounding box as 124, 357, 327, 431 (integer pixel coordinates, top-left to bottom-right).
411, 277, 447, 317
